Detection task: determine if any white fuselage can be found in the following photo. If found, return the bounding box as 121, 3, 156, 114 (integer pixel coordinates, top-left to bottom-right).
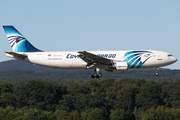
9, 50, 177, 71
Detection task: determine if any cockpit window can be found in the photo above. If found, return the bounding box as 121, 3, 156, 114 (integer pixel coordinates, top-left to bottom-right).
168, 54, 173, 57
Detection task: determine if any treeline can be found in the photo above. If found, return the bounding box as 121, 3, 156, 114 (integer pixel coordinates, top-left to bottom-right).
0, 69, 180, 85
1, 79, 180, 119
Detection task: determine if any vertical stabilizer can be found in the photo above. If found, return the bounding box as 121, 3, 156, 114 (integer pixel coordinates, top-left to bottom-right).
3, 26, 42, 52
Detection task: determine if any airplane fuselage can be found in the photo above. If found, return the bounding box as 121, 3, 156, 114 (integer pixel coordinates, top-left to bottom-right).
3, 26, 178, 78
7, 50, 177, 71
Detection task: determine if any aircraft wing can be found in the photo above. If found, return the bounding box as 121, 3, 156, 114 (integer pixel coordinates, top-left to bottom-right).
5, 51, 27, 59
78, 51, 115, 66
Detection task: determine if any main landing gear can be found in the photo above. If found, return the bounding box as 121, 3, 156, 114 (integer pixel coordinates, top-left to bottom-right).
91, 68, 102, 78
155, 67, 159, 76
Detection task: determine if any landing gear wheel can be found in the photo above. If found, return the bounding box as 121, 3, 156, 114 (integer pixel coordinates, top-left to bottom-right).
96, 73, 102, 78
155, 67, 159, 76
91, 75, 95, 78
91, 73, 97, 79
155, 72, 159, 76
91, 67, 102, 79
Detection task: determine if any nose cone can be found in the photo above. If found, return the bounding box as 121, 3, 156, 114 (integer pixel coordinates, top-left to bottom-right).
172, 57, 178, 64
174, 57, 178, 62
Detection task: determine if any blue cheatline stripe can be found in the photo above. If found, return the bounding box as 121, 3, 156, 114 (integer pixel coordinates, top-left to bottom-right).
124, 51, 134, 57
123, 51, 152, 58
123, 55, 135, 62
128, 56, 138, 67
130, 57, 141, 68
123, 53, 140, 62
137, 60, 143, 68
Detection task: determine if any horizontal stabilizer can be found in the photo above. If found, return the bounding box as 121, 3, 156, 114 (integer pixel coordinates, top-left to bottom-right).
5, 51, 27, 59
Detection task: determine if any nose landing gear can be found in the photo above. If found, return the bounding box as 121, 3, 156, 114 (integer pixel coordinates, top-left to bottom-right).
155, 67, 159, 76
91, 68, 102, 78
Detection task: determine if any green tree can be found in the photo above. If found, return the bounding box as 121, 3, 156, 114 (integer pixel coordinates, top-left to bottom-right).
136, 81, 161, 111
0, 83, 13, 93
141, 108, 156, 120
69, 110, 80, 120
13, 82, 28, 108
81, 112, 88, 120
14, 80, 67, 111
104, 91, 116, 118
114, 83, 139, 119
87, 108, 104, 120
0, 83, 14, 108
171, 80, 180, 109
0, 106, 23, 120
160, 81, 174, 108
54, 110, 68, 120
172, 108, 180, 120
57, 94, 74, 112
0, 92, 15, 108
110, 109, 125, 120
156, 105, 165, 120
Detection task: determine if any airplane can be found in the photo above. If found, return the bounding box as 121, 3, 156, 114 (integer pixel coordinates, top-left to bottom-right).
2, 26, 178, 78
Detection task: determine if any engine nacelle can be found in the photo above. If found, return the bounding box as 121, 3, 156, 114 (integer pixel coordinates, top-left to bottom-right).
115, 62, 128, 71
109, 62, 128, 71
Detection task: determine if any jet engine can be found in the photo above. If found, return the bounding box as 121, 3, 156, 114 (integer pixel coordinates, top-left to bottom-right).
109, 62, 128, 71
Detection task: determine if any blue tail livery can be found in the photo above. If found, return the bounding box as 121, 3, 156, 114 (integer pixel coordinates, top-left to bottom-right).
3, 26, 42, 52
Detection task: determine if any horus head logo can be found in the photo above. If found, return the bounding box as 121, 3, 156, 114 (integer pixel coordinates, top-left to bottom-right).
123, 51, 153, 68
8, 35, 25, 49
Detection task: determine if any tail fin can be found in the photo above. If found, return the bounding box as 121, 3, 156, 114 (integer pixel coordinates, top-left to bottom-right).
3, 26, 42, 52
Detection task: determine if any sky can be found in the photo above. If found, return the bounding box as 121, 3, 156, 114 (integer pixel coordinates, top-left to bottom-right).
0, 0, 179, 69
